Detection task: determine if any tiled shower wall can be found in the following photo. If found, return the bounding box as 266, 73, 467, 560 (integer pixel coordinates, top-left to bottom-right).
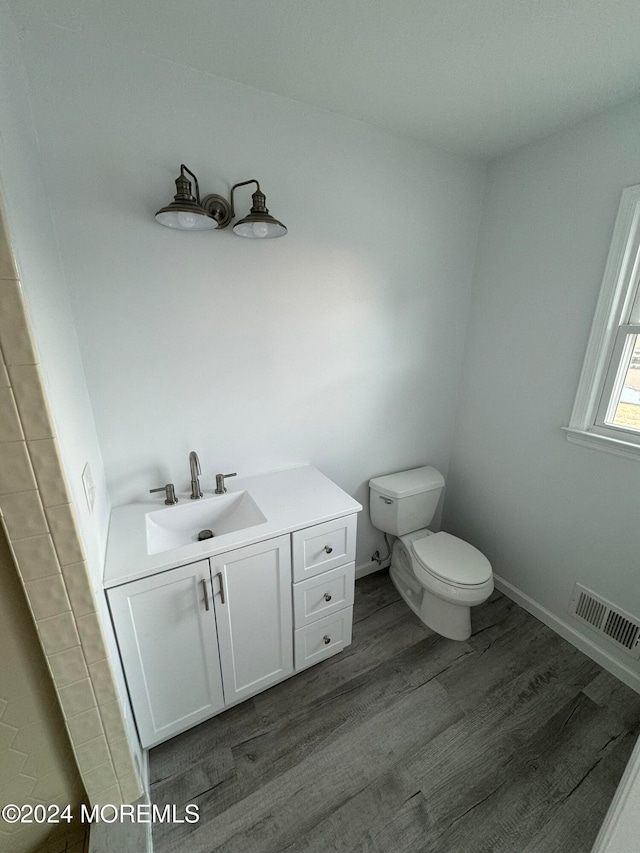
0, 524, 86, 853
0, 204, 143, 808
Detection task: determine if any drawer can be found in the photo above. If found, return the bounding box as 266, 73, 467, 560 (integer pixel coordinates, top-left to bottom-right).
294, 607, 353, 670
291, 514, 357, 581
293, 562, 355, 627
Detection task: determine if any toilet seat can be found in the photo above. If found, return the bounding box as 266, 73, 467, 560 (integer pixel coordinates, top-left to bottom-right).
411, 531, 492, 588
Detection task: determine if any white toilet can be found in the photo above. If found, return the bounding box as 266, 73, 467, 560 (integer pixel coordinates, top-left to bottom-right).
369, 466, 493, 641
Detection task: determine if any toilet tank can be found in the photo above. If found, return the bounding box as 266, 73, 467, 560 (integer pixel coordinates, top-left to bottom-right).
369, 466, 445, 537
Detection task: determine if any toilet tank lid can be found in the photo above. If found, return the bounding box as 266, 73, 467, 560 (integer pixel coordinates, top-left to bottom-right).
369, 466, 445, 499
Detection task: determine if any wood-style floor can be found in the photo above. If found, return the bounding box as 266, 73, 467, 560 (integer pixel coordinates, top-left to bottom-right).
150, 571, 640, 853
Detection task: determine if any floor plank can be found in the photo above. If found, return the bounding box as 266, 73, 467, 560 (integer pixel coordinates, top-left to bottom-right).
150, 570, 640, 853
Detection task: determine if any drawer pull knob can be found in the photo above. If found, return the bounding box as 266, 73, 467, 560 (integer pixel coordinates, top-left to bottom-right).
323, 635, 331, 645
324, 546, 333, 554
324, 593, 332, 602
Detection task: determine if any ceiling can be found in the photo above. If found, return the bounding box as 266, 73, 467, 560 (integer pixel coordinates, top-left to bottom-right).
8, 0, 640, 159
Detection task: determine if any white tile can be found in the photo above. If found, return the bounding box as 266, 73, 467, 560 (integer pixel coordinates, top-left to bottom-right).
0, 209, 17, 278
27, 438, 70, 507
75, 735, 112, 775
0, 490, 49, 539
26, 573, 71, 620
46, 504, 86, 566
108, 737, 137, 780
12, 533, 61, 581
36, 611, 80, 655
47, 646, 89, 688
0, 279, 38, 365
88, 658, 118, 706
58, 678, 97, 718
119, 772, 143, 804
76, 611, 108, 664
66, 707, 104, 746
0, 386, 24, 441
0, 440, 37, 495
61, 561, 97, 617
82, 760, 118, 799
8, 364, 55, 440
99, 701, 127, 744
90, 783, 122, 808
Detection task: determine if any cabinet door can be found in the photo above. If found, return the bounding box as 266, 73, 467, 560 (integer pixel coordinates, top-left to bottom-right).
108, 560, 224, 748
211, 535, 293, 703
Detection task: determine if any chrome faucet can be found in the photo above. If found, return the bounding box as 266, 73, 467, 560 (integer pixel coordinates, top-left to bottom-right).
189, 451, 203, 500
215, 472, 237, 494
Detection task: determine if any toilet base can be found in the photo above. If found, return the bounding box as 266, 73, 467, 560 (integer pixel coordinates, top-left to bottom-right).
420, 588, 471, 641
389, 561, 473, 641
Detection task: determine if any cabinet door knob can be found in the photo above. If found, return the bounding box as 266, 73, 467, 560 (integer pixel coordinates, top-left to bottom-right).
323, 636, 331, 645
324, 546, 333, 554
324, 593, 332, 602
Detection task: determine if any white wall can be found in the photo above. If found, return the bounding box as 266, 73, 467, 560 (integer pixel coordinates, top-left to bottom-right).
14, 22, 487, 564
0, 1, 110, 579
444, 97, 640, 676
0, 0, 144, 785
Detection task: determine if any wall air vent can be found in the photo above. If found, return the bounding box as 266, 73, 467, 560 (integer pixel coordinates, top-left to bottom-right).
569, 584, 640, 659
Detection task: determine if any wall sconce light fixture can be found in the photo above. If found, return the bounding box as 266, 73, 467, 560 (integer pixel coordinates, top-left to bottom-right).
155, 164, 287, 238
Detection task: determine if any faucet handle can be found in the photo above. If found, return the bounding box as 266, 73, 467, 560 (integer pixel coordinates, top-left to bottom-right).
150, 484, 178, 505
215, 472, 237, 494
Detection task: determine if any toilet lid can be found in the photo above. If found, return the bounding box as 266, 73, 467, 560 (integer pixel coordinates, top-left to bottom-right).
411, 532, 491, 586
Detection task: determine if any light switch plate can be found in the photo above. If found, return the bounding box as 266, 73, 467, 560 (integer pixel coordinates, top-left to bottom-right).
82, 462, 96, 514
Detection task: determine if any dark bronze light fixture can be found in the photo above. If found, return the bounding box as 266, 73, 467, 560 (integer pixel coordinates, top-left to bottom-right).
229, 179, 287, 238
155, 165, 287, 238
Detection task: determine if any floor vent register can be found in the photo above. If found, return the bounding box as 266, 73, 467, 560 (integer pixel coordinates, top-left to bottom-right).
569, 583, 640, 659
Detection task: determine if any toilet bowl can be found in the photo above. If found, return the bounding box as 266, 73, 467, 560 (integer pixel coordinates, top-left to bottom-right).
369, 466, 493, 641
390, 528, 493, 640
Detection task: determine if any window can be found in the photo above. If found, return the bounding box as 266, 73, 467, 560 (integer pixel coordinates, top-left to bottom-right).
566, 184, 640, 460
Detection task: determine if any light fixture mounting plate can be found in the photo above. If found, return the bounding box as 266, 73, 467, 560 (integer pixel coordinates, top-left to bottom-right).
201, 194, 232, 229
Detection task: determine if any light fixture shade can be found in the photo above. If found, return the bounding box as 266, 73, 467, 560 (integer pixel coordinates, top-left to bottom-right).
155, 202, 218, 230
155, 165, 218, 230
233, 214, 287, 239
232, 186, 287, 239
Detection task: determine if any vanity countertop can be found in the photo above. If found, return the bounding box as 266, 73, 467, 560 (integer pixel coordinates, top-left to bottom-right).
103, 465, 362, 588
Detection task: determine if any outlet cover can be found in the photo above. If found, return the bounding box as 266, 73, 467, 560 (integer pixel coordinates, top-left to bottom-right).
82, 463, 96, 514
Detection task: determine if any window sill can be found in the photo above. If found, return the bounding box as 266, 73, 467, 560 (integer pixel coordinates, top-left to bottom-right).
563, 427, 640, 461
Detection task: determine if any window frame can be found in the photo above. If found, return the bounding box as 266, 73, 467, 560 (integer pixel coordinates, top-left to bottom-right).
565, 184, 640, 461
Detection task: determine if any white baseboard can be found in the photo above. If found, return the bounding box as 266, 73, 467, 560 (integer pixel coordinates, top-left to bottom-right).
494, 575, 640, 695
355, 561, 387, 580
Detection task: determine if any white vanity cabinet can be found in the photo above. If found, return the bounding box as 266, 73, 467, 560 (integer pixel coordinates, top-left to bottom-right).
108, 559, 224, 748
104, 467, 362, 749
108, 536, 293, 748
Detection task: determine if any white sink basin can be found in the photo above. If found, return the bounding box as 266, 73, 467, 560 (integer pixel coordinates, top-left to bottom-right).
145, 491, 267, 555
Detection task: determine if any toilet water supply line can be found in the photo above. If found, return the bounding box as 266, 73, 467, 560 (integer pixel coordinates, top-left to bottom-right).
371, 533, 392, 568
